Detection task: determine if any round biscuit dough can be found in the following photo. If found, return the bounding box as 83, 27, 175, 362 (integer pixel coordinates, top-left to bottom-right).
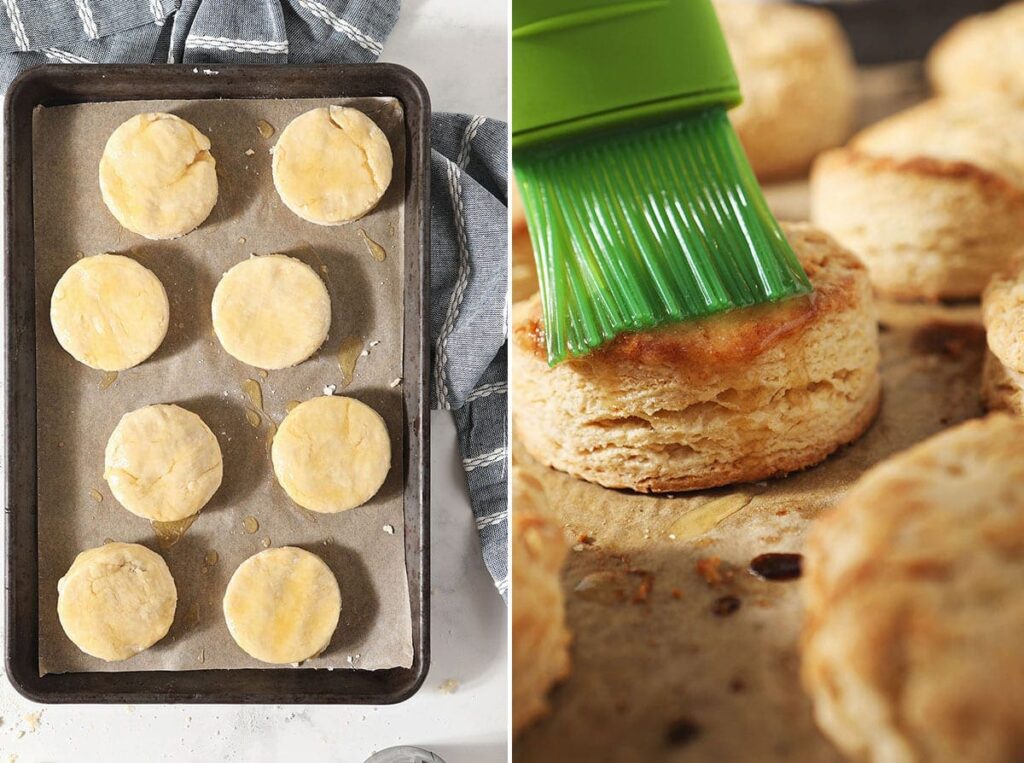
223, 546, 341, 664
57, 542, 177, 662
99, 112, 218, 239
50, 254, 169, 371
212, 254, 331, 369
104, 404, 223, 522
271, 395, 390, 513
272, 105, 393, 225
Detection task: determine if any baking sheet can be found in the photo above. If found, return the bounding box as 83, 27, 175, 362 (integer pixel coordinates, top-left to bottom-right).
33, 96, 413, 674
512, 300, 986, 763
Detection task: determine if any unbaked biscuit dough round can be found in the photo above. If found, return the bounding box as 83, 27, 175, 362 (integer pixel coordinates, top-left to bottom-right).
212, 254, 331, 369
223, 546, 341, 664
57, 542, 177, 662
50, 254, 169, 371
104, 404, 223, 522
99, 112, 218, 239
271, 395, 390, 513
272, 106, 393, 225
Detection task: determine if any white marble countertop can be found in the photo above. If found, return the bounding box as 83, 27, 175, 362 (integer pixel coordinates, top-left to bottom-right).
0, 0, 509, 760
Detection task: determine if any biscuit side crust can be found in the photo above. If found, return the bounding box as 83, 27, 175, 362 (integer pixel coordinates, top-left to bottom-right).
981, 349, 1024, 415
512, 470, 571, 734
982, 261, 1024, 375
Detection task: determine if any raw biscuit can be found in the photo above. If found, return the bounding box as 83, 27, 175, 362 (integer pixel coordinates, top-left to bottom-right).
57, 542, 177, 662
212, 254, 331, 370
512, 467, 571, 735
104, 403, 223, 522
811, 97, 1024, 300
99, 112, 218, 239
802, 414, 1024, 763
511, 223, 880, 492
716, 0, 856, 181
50, 253, 169, 371
272, 106, 393, 225
271, 395, 390, 513
223, 546, 341, 664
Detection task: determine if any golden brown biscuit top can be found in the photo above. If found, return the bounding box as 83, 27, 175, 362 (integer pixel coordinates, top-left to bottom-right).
982, 257, 1024, 375
512, 223, 866, 367
850, 97, 1024, 189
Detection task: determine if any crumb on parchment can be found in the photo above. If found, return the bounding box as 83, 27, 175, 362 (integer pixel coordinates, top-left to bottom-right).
696, 556, 734, 587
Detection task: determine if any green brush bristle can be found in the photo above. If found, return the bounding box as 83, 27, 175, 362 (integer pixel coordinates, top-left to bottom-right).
515, 107, 812, 366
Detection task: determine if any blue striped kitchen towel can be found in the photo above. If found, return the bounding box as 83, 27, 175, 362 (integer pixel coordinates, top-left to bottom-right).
0, 0, 509, 602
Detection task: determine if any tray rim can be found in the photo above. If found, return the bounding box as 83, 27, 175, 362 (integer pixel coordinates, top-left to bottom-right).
3, 63, 431, 704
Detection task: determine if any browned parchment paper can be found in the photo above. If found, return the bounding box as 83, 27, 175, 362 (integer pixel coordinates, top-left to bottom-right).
513, 303, 985, 763
34, 97, 413, 674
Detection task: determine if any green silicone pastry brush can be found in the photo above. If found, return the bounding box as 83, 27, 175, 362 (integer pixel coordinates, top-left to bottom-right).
513, 0, 812, 365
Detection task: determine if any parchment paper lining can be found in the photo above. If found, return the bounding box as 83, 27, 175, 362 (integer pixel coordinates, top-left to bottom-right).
34, 96, 413, 674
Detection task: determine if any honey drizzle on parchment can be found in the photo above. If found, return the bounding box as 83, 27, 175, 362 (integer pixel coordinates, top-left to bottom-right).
337, 336, 363, 387
152, 514, 199, 549
358, 228, 387, 262
242, 378, 277, 453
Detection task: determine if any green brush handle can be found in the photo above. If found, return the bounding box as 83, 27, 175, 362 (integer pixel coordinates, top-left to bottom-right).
512, 0, 741, 150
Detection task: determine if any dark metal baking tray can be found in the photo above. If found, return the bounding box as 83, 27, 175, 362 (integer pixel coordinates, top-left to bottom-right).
4, 64, 430, 704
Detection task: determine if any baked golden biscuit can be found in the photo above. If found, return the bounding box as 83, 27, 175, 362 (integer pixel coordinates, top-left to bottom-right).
57, 542, 176, 662
212, 254, 331, 370
802, 414, 1024, 763
271, 395, 390, 513
50, 254, 169, 371
512, 467, 570, 735
272, 106, 393, 225
981, 260, 1024, 413
928, 2, 1024, 100
811, 97, 1024, 300
716, 0, 855, 182
511, 224, 880, 492
104, 404, 223, 522
99, 112, 217, 239
223, 546, 341, 664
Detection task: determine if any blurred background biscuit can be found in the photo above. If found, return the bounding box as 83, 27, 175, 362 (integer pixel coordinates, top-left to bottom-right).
928, 1, 1024, 100
716, 0, 856, 182
511, 182, 538, 304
